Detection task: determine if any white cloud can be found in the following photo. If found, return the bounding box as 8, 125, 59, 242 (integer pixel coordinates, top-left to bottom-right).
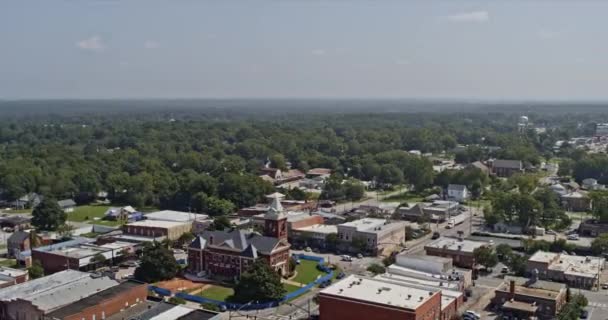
311, 49, 326, 56
76, 36, 105, 51
446, 11, 489, 23
537, 29, 559, 40
144, 40, 160, 49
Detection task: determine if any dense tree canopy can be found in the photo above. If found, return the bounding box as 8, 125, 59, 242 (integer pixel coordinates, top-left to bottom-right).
233, 259, 286, 303
31, 198, 66, 231
134, 241, 180, 283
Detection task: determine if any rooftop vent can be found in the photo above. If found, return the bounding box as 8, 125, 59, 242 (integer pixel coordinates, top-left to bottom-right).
407, 294, 412, 300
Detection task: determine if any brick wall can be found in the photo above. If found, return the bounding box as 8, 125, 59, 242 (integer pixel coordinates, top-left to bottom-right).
32, 250, 79, 274
289, 215, 324, 230
62, 283, 148, 320
319, 292, 441, 320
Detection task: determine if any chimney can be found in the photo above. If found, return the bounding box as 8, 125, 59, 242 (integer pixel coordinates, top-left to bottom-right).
509, 280, 516, 298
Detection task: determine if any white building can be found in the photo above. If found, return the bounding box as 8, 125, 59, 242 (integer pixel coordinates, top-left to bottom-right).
337, 218, 406, 255
447, 184, 469, 202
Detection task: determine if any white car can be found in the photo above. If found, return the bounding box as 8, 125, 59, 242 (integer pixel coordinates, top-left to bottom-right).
567, 234, 580, 240
463, 310, 481, 320
341, 255, 352, 262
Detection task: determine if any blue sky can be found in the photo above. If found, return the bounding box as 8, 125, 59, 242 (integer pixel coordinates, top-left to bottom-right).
1, 1, 608, 100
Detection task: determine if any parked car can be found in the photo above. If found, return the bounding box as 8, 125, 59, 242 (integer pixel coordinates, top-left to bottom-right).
567, 234, 580, 240
580, 309, 589, 319
501, 266, 509, 273
546, 229, 556, 235
463, 310, 481, 320
356, 253, 363, 259
305, 247, 312, 252
336, 272, 346, 279
341, 255, 352, 262
432, 232, 440, 239
602, 283, 608, 289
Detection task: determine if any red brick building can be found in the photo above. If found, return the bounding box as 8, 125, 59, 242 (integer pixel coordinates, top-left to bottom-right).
188, 195, 291, 278
43, 280, 147, 320
319, 275, 442, 320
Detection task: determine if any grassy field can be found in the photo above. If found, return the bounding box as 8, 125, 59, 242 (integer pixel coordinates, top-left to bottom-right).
292, 260, 325, 285
0, 259, 18, 268
283, 283, 302, 293
198, 285, 235, 301
0, 208, 32, 214
66, 205, 124, 226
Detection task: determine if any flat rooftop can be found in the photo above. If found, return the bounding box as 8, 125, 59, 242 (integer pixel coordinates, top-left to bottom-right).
397, 253, 452, 264
0, 270, 118, 312
47, 280, 144, 319
425, 237, 489, 253
320, 275, 439, 310
0, 267, 27, 278
145, 210, 208, 222
340, 218, 386, 231
378, 270, 461, 290
126, 219, 191, 228
529, 251, 604, 277
294, 224, 337, 234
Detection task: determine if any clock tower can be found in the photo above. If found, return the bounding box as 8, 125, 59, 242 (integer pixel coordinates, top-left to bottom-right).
264, 193, 288, 240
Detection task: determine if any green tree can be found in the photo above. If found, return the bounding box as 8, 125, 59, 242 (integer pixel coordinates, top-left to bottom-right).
233, 259, 286, 303
343, 179, 365, 201
591, 233, 608, 255
56, 224, 75, 240
473, 246, 498, 270
177, 232, 195, 247
31, 198, 67, 231
168, 297, 187, 305
134, 241, 179, 283
378, 164, 403, 186
269, 153, 287, 171
91, 253, 107, 267
495, 243, 513, 262
210, 215, 232, 231
367, 263, 386, 275
28, 260, 44, 279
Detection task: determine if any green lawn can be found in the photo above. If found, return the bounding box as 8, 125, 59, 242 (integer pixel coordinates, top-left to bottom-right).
0, 259, 18, 268
283, 283, 302, 293
292, 260, 324, 285
0, 208, 31, 214
66, 205, 122, 226
198, 285, 235, 301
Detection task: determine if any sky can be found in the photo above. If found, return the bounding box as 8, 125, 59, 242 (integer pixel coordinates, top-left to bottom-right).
1, 0, 608, 100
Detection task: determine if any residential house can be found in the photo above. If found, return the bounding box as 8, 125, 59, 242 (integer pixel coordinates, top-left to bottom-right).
306, 168, 332, 179
6, 231, 43, 258
104, 206, 143, 222
10, 193, 43, 209
0, 215, 31, 231
491, 160, 523, 177
467, 161, 490, 175
561, 191, 592, 212
397, 200, 460, 222
57, 199, 76, 213
447, 184, 469, 202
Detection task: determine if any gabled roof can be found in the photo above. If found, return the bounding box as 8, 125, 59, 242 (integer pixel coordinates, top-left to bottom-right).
196, 229, 284, 254
448, 184, 467, 192
188, 236, 207, 250
241, 244, 258, 258
8, 230, 29, 243
493, 159, 522, 169
57, 199, 76, 208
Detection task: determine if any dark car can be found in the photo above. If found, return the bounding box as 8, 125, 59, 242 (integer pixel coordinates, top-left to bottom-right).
580, 309, 589, 319
432, 232, 440, 239
336, 272, 346, 279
